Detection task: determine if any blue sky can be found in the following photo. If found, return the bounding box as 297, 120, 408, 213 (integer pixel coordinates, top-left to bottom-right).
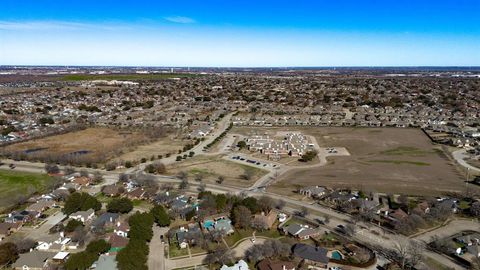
0, 0, 479, 66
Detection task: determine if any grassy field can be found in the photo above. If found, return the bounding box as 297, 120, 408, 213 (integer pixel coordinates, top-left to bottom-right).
0, 170, 54, 212
61, 73, 199, 81
3, 128, 148, 165
167, 155, 268, 188
231, 127, 465, 195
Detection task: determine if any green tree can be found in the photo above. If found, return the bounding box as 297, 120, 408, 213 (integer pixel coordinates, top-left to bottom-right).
65, 251, 98, 270
107, 198, 134, 214
86, 239, 111, 254
65, 219, 84, 233
63, 192, 101, 215
240, 197, 259, 213
116, 239, 149, 270
215, 194, 227, 211
237, 141, 247, 149
128, 212, 154, 242
150, 205, 170, 227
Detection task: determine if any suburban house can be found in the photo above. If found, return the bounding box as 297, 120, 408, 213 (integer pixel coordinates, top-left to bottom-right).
299, 186, 327, 198
0, 222, 22, 240
220, 259, 249, 270
102, 184, 124, 197
11, 251, 55, 270
283, 223, 320, 240
52, 251, 70, 263
257, 258, 296, 270
175, 223, 202, 249
92, 213, 120, 230
70, 209, 96, 223
126, 187, 146, 200
5, 210, 40, 224
202, 215, 234, 235
114, 222, 130, 238
108, 233, 129, 252
292, 244, 330, 268
71, 176, 92, 186
26, 200, 56, 213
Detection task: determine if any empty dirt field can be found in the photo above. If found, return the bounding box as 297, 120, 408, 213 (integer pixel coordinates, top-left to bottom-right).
232, 127, 466, 195
2, 128, 148, 165
166, 155, 268, 188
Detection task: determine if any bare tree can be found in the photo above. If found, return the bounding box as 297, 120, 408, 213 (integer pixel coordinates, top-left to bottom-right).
276, 199, 286, 210
251, 217, 269, 231
179, 178, 189, 190
64, 166, 76, 175
344, 223, 357, 236
13, 238, 37, 253
118, 173, 130, 183
298, 206, 309, 217
194, 173, 204, 182
45, 163, 60, 174
177, 171, 188, 181
392, 237, 425, 269
93, 171, 103, 184
197, 183, 206, 193
160, 183, 174, 191
323, 215, 330, 224
232, 205, 252, 229
471, 202, 480, 217
240, 168, 255, 180
203, 246, 234, 265
258, 196, 275, 213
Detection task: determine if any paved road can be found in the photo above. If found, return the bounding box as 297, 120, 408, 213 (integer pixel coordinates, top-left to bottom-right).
128, 112, 235, 174
413, 219, 480, 243
23, 211, 67, 240
452, 149, 480, 173
164, 238, 266, 269
148, 226, 169, 270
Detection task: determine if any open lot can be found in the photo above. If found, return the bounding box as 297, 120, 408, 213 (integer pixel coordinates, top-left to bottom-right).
0, 169, 54, 212
115, 136, 187, 162
3, 127, 148, 165
166, 155, 268, 188
231, 127, 464, 195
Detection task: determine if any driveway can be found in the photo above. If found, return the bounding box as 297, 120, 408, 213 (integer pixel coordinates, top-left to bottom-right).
148, 226, 169, 270
22, 211, 66, 240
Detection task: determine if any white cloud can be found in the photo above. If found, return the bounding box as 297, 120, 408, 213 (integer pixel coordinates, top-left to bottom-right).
164, 16, 196, 24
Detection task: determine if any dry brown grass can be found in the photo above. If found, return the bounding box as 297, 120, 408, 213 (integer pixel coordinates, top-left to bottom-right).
115, 136, 187, 162
4, 128, 148, 164
166, 155, 268, 188
233, 126, 466, 195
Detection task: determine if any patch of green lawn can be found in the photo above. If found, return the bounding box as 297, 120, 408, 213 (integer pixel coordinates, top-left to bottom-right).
168, 243, 189, 258
458, 201, 471, 210
0, 170, 54, 211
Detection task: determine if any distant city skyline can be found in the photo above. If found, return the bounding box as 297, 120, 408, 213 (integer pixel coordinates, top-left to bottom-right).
1, 0, 479, 67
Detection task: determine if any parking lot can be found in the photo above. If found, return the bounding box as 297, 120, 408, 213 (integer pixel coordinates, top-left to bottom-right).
227, 154, 280, 170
